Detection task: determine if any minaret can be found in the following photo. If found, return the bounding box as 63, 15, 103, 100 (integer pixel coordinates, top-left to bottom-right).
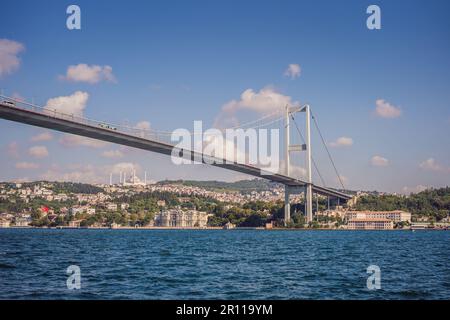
144, 171, 147, 185
109, 173, 112, 185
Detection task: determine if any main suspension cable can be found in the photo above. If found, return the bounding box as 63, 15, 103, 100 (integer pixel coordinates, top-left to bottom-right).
310, 111, 346, 190
290, 114, 326, 187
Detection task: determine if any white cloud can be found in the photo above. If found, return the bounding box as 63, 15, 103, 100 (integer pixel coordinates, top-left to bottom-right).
329, 137, 353, 147
214, 114, 240, 129
44, 91, 89, 117
223, 87, 297, 114
109, 162, 141, 175
12, 177, 31, 183
371, 155, 389, 167
276, 160, 306, 178
60, 64, 116, 84
15, 162, 40, 170
59, 134, 107, 149
401, 185, 429, 195
31, 131, 53, 142
135, 121, 151, 131
11, 92, 26, 102
0, 39, 25, 78
289, 165, 307, 179
102, 149, 124, 158
39, 162, 140, 184
375, 99, 402, 118
284, 64, 301, 79
7, 141, 19, 158
419, 158, 449, 173
199, 133, 250, 165
28, 146, 49, 158
40, 164, 98, 183
214, 86, 299, 128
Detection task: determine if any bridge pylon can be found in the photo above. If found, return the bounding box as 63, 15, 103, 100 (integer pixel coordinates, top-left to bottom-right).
284, 104, 313, 226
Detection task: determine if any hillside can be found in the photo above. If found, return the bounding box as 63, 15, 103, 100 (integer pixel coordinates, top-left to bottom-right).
355, 187, 450, 221
156, 178, 280, 192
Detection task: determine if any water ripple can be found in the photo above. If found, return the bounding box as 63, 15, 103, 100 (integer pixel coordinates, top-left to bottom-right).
0, 229, 448, 299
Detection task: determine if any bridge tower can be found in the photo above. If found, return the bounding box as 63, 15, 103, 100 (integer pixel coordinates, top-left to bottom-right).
284, 104, 313, 225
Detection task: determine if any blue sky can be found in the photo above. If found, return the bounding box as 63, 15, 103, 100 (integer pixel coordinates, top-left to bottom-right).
1, 0, 449, 193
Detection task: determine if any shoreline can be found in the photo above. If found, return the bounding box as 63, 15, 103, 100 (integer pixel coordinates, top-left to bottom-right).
0, 226, 448, 231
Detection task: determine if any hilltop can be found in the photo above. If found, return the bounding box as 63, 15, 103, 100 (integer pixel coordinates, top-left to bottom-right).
354, 187, 450, 221
156, 178, 281, 193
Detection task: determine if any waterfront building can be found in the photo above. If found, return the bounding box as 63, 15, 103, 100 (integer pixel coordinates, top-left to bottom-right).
14, 217, 31, 227
223, 222, 236, 229
346, 210, 411, 223
265, 221, 274, 229
410, 222, 429, 230
154, 209, 210, 228
0, 213, 13, 220
347, 219, 394, 230
0, 219, 10, 228
68, 220, 82, 228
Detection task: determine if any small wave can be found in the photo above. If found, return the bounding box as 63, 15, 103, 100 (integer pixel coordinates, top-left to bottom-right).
399, 289, 430, 298
159, 250, 171, 256
0, 263, 16, 269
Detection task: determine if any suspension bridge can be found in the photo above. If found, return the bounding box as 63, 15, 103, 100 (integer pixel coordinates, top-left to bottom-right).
0, 94, 351, 224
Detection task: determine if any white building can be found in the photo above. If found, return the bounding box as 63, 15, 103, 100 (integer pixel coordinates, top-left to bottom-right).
70, 207, 84, 215
154, 209, 210, 228
347, 219, 394, 230
106, 203, 118, 211
346, 210, 411, 223
0, 220, 11, 228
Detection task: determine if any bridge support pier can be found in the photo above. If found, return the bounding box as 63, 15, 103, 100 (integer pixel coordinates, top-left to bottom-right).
306, 184, 313, 223
284, 103, 314, 225
284, 186, 290, 225
304, 104, 313, 224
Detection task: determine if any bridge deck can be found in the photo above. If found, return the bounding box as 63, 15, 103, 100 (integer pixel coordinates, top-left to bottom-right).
0, 100, 351, 200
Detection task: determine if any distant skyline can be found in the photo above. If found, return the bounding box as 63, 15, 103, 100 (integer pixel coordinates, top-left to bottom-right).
1, 0, 450, 193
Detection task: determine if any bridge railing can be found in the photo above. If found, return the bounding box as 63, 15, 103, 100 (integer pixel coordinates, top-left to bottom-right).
0, 95, 271, 167
0, 94, 286, 173
0, 94, 175, 145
